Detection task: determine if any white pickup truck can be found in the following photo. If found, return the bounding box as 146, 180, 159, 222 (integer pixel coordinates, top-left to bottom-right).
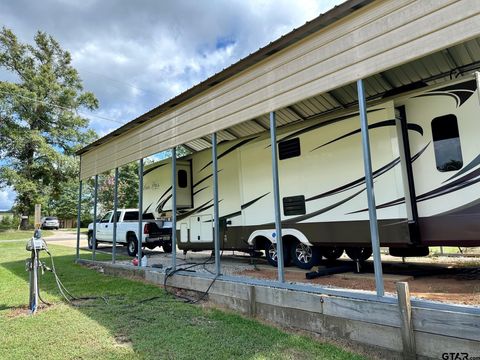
87, 208, 172, 256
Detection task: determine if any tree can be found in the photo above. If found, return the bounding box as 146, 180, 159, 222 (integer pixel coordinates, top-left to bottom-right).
0, 27, 98, 217
97, 162, 139, 213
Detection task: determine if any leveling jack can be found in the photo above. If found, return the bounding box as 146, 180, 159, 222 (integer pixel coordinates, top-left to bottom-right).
25, 229, 49, 314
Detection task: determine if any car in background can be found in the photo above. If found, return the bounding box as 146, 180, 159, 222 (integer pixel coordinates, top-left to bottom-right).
41, 216, 59, 230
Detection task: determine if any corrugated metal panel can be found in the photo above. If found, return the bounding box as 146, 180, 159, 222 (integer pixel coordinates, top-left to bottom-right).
80, 0, 480, 178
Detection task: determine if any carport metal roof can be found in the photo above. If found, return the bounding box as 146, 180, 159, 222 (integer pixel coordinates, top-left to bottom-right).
78, 0, 480, 179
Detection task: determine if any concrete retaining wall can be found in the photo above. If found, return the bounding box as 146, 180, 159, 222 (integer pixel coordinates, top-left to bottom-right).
77, 260, 480, 359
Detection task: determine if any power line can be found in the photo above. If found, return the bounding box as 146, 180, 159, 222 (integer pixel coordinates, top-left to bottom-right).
0, 89, 126, 125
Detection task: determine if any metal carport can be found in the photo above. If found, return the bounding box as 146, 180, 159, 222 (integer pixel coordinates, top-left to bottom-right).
76, 0, 480, 297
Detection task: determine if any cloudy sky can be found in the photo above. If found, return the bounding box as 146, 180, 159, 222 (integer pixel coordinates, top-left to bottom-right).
0, 0, 343, 210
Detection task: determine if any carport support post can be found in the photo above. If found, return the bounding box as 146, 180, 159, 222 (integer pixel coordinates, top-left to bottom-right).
270, 111, 285, 283
92, 174, 98, 261
171, 147, 177, 270
212, 133, 221, 275
112, 167, 119, 264
138, 158, 144, 267
357, 79, 384, 297
75, 180, 82, 260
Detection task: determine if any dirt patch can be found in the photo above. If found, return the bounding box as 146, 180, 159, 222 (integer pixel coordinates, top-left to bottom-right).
238, 266, 480, 305
114, 334, 133, 348
6, 304, 54, 318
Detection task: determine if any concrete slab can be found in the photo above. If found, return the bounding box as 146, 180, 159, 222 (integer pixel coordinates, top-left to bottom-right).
331, 272, 414, 282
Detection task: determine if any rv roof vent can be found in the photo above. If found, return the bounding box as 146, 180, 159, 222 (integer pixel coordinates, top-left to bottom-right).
278, 138, 301, 160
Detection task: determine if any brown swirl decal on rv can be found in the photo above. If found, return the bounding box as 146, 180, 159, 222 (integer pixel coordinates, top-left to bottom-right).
350, 163, 480, 214
413, 79, 476, 108
306, 143, 429, 203
310, 120, 423, 152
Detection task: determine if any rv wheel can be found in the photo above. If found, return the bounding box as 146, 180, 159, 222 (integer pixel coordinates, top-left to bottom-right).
345, 247, 372, 262
291, 241, 321, 269
323, 246, 344, 261
265, 241, 291, 267
127, 235, 138, 257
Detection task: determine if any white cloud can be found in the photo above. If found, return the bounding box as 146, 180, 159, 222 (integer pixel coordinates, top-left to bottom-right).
0, 0, 343, 137
0, 187, 15, 211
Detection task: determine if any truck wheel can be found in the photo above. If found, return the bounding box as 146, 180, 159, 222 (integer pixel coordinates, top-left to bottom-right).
265, 241, 291, 267
87, 232, 96, 250
127, 235, 138, 257
162, 242, 173, 253
323, 246, 344, 261
345, 247, 372, 262
290, 241, 321, 269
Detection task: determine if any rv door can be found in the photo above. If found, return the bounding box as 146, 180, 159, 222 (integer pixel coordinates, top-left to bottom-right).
175, 160, 193, 209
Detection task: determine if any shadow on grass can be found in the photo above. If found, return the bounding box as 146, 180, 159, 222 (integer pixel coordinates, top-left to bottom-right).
0, 247, 363, 360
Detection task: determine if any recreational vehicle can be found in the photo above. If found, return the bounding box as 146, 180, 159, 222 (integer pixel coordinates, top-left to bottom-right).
142, 77, 480, 269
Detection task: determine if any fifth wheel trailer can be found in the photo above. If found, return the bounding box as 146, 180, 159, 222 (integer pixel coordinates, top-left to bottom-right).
142, 77, 480, 269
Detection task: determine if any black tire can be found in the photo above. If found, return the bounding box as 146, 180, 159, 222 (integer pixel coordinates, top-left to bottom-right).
345, 247, 372, 262
162, 242, 173, 253
265, 241, 291, 267
323, 246, 344, 261
127, 234, 138, 257
290, 241, 321, 269
87, 232, 96, 250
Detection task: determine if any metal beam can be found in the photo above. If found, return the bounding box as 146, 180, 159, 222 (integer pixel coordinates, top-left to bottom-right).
137, 159, 144, 266
212, 132, 221, 275
181, 144, 196, 154
253, 118, 269, 130
357, 79, 384, 297
327, 90, 346, 109
379, 72, 395, 89
171, 147, 177, 271
112, 167, 119, 264
269, 111, 285, 283
286, 105, 306, 120
92, 174, 98, 261
75, 180, 82, 260
223, 128, 239, 139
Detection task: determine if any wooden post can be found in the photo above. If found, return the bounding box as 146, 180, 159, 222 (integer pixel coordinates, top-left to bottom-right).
248, 285, 256, 317
396, 282, 416, 360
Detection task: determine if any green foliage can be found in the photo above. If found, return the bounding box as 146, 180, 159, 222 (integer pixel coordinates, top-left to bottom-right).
0, 215, 16, 230
0, 27, 98, 216
96, 162, 140, 212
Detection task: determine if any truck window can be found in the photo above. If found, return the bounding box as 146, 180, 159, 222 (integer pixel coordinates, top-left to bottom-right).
100, 212, 112, 223
431, 114, 463, 172
123, 211, 139, 221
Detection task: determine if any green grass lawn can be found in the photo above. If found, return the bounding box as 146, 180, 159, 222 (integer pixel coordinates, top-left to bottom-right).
0, 241, 365, 360
0, 229, 54, 241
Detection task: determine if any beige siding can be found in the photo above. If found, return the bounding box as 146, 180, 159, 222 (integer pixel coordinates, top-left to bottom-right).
81, 0, 480, 179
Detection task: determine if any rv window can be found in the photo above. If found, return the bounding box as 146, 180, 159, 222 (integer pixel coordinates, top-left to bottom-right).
283, 195, 306, 216
431, 115, 463, 172
178, 170, 188, 188
278, 138, 301, 160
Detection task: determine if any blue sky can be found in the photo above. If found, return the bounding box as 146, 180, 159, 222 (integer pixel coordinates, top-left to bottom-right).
0, 0, 343, 210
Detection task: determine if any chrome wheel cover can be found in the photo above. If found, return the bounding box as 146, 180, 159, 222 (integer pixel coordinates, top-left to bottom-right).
295, 243, 312, 264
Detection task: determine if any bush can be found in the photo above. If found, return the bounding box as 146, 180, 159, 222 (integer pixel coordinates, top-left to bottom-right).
0, 215, 16, 230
